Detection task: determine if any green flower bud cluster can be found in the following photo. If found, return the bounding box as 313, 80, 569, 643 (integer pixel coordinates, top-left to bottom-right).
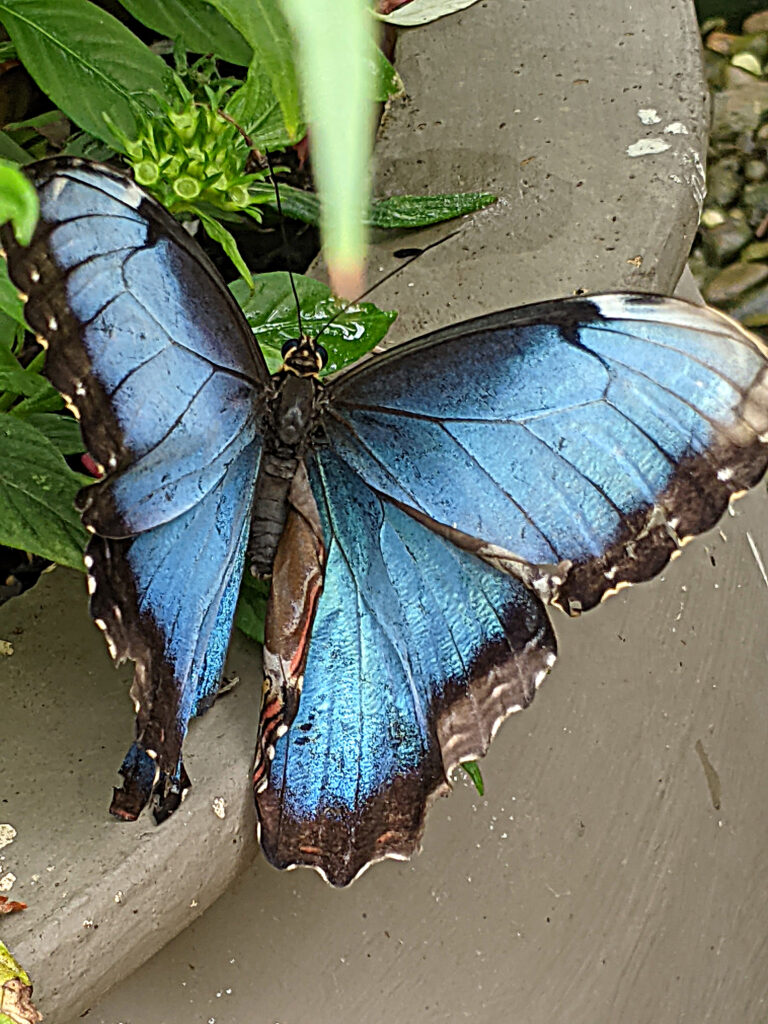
108, 82, 270, 219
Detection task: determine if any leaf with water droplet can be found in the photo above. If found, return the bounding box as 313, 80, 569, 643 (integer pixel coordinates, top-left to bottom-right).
231, 272, 396, 375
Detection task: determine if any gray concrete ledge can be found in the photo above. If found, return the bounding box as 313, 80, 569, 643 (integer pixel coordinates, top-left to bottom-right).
70, 489, 768, 1024
0, 573, 262, 1018
0, 1, 724, 1021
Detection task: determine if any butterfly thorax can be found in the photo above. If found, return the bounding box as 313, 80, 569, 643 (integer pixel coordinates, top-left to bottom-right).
248, 341, 325, 578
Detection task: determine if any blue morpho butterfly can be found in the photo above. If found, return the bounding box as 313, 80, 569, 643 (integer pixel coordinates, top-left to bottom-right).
5, 157, 768, 887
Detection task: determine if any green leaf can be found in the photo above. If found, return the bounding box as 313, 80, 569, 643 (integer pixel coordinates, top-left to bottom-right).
461, 761, 484, 796
117, 0, 252, 64
226, 65, 298, 150
0, 129, 31, 164
231, 271, 396, 375
0, 367, 56, 399
0, 162, 38, 244
0, 312, 22, 366
369, 191, 496, 228
9, 387, 65, 415
376, 0, 482, 25
279, 0, 374, 296
267, 186, 497, 230
263, 182, 319, 224
196, 210, 252, 288
0, 941, 30, 988
235, 572, 269, 644
60, 133, 115, 162
0, 938, 41, 1024
370, 45, 404, 102
25, 412, 84, 454
0, 367, 63, 416
0, 320, 19, 360
202, 0, 303, 141
0, 414, 88, 570
0, 0, 176, 151
0, 261, 26, 326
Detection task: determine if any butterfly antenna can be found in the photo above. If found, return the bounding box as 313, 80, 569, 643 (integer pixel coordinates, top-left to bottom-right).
263, 149, 304, 338
315, 227, 463, 344
215, 108, 305, 338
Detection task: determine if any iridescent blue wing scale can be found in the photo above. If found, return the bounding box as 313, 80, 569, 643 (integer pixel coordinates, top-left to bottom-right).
324, 295, 768, 614
97, 439, 260, 819
255, 294, 768, 884
255, 449, 556, 886
3, 158, 268, 817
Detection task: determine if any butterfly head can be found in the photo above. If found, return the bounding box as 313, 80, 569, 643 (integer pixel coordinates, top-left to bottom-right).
280, 335, 327, 378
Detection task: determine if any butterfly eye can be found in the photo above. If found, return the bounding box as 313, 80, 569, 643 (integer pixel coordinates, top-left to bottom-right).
315, 343, 328, 369
281, 339, 299, 359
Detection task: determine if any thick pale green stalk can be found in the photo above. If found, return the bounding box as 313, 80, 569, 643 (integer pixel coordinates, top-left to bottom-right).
279, 0, 374, 298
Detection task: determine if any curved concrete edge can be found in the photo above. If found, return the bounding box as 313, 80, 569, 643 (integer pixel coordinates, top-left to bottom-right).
365, 0, 708, 345
0, 1, 709, 1020
0, 569, 262, 1021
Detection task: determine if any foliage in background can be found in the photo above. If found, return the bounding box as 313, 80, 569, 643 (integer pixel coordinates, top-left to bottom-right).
689, 10, 768, 326
0, 163, 36, 243
695, 0, 767, 27
0, 936, 42, 1024
0, 0, 496, 642
0, 170, 89, 569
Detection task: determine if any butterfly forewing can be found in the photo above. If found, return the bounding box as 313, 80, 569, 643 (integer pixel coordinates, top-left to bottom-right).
324, 294, 768, 614
2, 158, 268, 816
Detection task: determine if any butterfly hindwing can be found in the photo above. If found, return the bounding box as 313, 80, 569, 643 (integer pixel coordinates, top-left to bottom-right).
326, 295, 768, 613
97, 439, 260, 818
2, 159, 268, 815
255, 449, 556, 886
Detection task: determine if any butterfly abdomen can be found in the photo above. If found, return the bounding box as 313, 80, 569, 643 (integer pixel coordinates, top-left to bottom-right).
249, 370, 322, 576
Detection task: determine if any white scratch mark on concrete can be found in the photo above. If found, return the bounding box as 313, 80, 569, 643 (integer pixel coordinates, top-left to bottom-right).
638, 108, 661, 124
664, 121, 689, 134
627, 138, 672, 157
677, 146, 706, 210
212, 797, 227, 819
0, 872, 17, 892
0, 825, 16, 850
0, 640, 13, 656
746, 531, 768, 590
